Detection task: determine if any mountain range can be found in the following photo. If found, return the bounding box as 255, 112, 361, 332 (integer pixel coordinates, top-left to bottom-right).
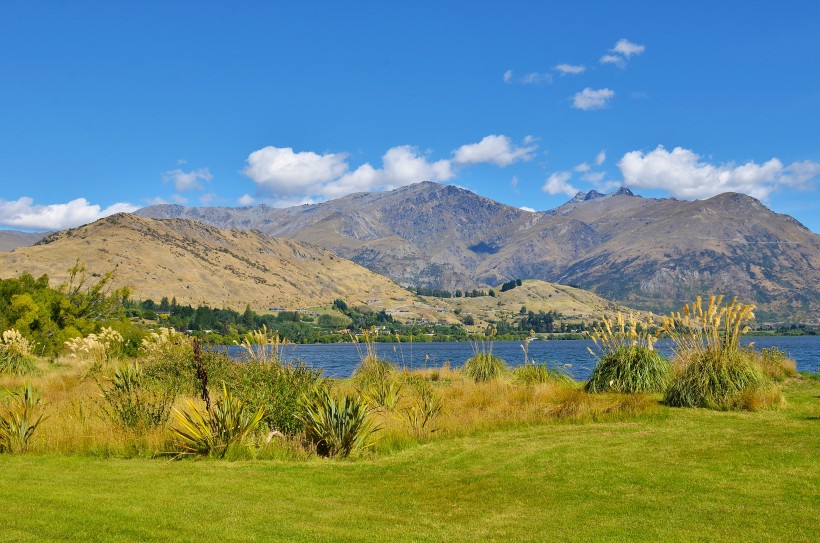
134, 182, 820, 321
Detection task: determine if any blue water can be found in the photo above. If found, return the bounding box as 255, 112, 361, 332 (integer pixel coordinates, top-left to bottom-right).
226, 335, 820, 380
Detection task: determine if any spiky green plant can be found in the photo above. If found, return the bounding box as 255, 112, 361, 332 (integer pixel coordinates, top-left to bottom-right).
0, 383, 47, 453
170, 383, 265, 458
402, 382, 443, 437
98, 362, 174, 431
299, 387, 379, 458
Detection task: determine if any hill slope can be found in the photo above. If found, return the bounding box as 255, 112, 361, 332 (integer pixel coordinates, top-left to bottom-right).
0, 214, 420, 313
136, 182, 820, 321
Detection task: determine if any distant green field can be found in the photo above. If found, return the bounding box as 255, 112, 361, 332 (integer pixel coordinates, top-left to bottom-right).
1, 378, 818, 543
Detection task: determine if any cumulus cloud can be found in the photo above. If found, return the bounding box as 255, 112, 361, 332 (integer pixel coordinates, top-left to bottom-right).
612, 38, 646, 58
555, 63, 586, 75
542, 171, 579, 197
244, 136, 539, 204
600, 39, 645, 68
238, 194, 255, 205
595, 150, 606, 166
243, 146, 349, 195
520, 206, 536, 212
618, 146, 820, 201
453, 135, 537, 167
574, 162, 591, 173
162, 167, 213, 192
0, 197, 138, 230
572, 87, 615, 110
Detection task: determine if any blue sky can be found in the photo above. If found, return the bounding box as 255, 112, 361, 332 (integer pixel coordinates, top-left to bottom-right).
1, 1, 819, 232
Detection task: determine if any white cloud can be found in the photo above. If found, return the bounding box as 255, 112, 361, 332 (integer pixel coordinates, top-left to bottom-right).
238, 194, 255, 205
503, 70, 513, 83
542, 171, 579, 197
0, 197, 138, 230
453, 135, 537, 167
599, 54, 625, 67
520, 206, 536, 213
162, 167, 213, 192
510, 175, 519, 193
555, 63, 586, 75
170, 194, 188, 204
144, 196, 168, 206
574, 162, 590, 173
243, 146, 349, 195
612, 38, 646, 58
595, 150, 607, 166
618, 146, 820, 201
572, 88, 615, 110
199, 193, 217, 205
520, 72, 553, 85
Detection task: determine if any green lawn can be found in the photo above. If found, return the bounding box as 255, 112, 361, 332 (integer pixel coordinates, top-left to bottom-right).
1, 378, 818, 543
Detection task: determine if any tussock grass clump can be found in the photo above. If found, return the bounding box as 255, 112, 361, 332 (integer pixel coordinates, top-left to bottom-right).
756, 347, 798, 382
513, 363, 573, 385
586, 347, 671, 393
97, 362, 175, 433
462, 353, 507, 383
64, 327, 124, 372
0, 329, 38, 375
586, 312, 670, 393
664, 349, 780, 410
663, 295, 782, 410
353, 331, 403, 409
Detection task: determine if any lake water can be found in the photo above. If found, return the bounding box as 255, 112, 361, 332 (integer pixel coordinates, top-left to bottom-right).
227, 335, 820, 380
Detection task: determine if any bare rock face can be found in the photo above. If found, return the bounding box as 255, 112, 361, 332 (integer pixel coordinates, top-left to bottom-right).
136, 182, 820, 321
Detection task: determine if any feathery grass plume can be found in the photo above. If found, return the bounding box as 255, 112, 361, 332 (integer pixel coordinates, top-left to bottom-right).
236, 325, 287, 364
0, 382, 47, 453
299, 386, 379, 458
586, 312, 670, 393
0, 329, 38, 375
662, 295, 781, 410
64, 327, 124, 372
170, 383, 265, 459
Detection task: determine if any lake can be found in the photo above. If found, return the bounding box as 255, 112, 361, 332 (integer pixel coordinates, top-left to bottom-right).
226, 335, 820, 380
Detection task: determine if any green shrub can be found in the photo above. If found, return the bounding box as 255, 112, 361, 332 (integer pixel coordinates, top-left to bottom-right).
462, 353, 507, 383
0, 383, 46, 453
665, 349, 777, 410
586, 346, 671, 393
227, 359, 323, 435
98, 362, 175, 432
170, 383, 266, 458
299, 387, 379, 458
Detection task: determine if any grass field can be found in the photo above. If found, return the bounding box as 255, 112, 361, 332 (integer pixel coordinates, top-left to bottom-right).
1, 377, 817, 543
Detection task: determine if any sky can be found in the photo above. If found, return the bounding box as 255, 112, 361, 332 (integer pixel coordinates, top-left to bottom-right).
1, 1, 819, 233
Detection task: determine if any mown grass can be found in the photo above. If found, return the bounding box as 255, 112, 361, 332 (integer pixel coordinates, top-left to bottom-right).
0, 377, 817, 542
